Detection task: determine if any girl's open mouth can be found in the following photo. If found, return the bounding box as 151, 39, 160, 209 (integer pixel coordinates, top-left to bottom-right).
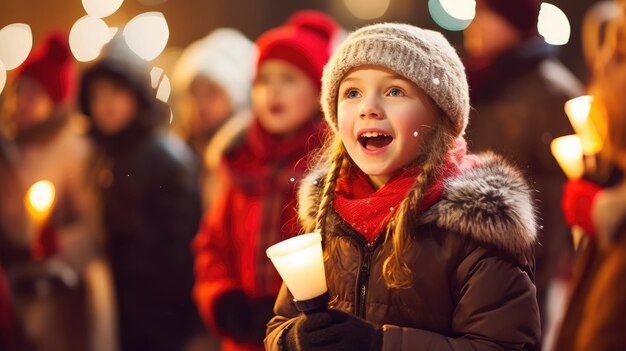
358, 131, 393, 152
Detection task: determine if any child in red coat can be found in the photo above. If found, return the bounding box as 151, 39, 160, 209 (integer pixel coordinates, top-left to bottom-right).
192, 10, 339, 351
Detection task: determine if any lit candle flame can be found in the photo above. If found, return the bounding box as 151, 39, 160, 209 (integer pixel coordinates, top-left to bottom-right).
26, 180, 56, 219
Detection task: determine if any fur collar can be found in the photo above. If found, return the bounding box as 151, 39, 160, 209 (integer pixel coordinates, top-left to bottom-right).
298, 153, 537, 263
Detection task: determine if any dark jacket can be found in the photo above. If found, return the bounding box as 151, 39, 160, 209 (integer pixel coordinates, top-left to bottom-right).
554, 181, 626, 351
93, 128, 203, 351
80, 37, 204, 351
266, 154, 541, 350
464, 39, 584, 321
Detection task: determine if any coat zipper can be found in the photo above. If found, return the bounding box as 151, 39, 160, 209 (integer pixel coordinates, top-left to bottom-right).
356, 242, 373, 318
332, 217, 385, 320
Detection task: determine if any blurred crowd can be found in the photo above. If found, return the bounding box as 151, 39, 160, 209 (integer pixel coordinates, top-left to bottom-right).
0, 0, 625, 350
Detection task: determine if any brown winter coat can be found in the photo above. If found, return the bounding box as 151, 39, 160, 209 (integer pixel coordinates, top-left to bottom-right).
265, 154, 541, 351
554, 181, 626, 351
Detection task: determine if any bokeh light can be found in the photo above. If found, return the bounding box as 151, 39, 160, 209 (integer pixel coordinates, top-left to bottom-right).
441, 0, 475, 20
429, 0, 475, 31
156, 74, 171, 102
123, 12, 169, 61
0, 60, 6, 95
344, 0, 390, 20
69, 16, 112, 62
150, 66, 171, 102
538, 3, 571, 45
150, 66, 163, 89
0, 23, 33, 70
82, 0, 124, 18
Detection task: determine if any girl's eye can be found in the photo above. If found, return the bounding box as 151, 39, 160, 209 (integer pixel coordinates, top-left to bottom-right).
345, 89, 360, 99
253, 76, 267, 85
282, 74, 296, 83
388, 87, 405, 97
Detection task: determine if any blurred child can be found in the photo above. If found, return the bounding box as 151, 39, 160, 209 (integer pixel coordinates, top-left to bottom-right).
79, 37, 203, 351
173, 29, 256, 209
463, 0, 583, 325
555, 2, 626, 349
0, 32, 94, 351
265, 23, 541, 350
192, 10, 339, 351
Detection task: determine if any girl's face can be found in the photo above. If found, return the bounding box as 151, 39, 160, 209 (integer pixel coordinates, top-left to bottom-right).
189, 76, 233, 134
14, 77, 54, 131
252, 59, 320, 136
89, 78, 138, 135
337, 66, 438, 188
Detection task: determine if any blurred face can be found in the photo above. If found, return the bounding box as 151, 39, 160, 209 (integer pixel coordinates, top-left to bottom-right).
189, 76, 233, 134
14, 77, 54, 130
252, 59, 320, 136
463, 1, 521, 60
88, 78, 138, 135
337, 66, 438, 188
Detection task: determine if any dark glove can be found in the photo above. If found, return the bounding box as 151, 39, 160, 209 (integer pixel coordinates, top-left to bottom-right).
562, 179, 603, 236
250, 296, 277, 341
284, 309, 382, 351
214, 290, 276, 343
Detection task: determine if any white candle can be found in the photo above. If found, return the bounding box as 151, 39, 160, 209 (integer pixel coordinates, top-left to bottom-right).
266, 233, 327, 301
551, 135, 584, 180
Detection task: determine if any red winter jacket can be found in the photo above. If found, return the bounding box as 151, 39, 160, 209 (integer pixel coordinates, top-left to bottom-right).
193, 118, 325, 351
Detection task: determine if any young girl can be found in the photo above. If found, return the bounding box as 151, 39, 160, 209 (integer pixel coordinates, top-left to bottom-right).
266, 23, 541, 350
192, 10, 339, 351
173, 28, 256, 210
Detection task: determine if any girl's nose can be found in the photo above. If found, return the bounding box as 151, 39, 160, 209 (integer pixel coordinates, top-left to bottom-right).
265, 82, 280, 102
359, 96, 383, 120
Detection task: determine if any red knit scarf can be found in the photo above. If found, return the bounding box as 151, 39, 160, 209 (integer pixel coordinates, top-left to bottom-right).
225, 117, 326, 195
333, 138, 480, 243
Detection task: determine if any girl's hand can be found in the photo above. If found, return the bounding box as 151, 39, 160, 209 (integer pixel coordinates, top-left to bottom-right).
284, 309, 382, 351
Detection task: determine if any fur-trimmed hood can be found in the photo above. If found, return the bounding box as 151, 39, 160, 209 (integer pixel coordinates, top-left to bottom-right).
298, 153, 537, 263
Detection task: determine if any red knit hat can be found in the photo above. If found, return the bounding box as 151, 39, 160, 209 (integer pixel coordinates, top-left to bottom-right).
16, 32, 76, 103
482, 0, 541, 38
256, 10, 339, 90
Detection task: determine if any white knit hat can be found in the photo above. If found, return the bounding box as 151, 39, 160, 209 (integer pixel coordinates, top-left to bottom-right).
321, 23, 470, 137
173, 28, 256, 111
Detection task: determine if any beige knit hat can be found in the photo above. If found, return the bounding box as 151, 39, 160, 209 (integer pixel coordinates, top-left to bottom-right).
321, 23, 469, 137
